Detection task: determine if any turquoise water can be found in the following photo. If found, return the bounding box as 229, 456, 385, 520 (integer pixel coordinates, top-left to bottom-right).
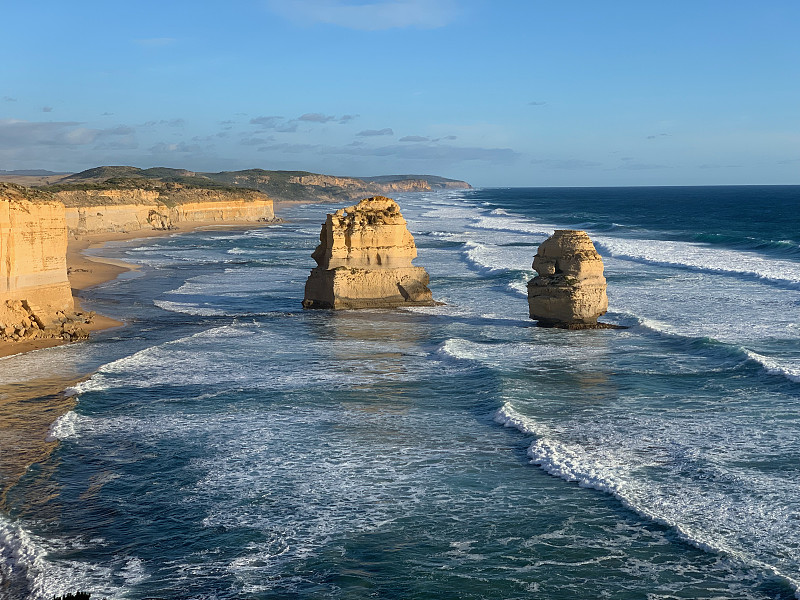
1, 186, 799, 599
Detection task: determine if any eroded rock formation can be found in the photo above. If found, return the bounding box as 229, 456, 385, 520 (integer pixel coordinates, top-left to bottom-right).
0, 183, 92, 343
527, 230, 609, 329
303, 197, 435, 309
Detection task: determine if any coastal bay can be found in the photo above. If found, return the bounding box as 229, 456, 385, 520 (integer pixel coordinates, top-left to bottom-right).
1, 186, 798, 599
4, 2, 799, 596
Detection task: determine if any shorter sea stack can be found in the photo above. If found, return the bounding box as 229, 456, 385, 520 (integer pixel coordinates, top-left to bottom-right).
303, 197, 435, 309
527, 230, 609, 329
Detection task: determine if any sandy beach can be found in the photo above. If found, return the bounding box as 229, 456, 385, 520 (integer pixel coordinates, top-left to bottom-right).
0, 216, 288, 360
0, 217, 282, 509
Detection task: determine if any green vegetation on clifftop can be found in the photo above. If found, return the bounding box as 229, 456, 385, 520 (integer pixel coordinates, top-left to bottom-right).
22, 166, 471, 205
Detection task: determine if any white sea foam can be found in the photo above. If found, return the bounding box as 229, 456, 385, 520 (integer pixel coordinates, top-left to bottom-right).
226, 246, 261, 255
0, 514, 137, 599
420, 204, 481, 222
458, 200, 800, 289
440, 338, 607, 367
0, 515, 44, 598
401, 302, 476, 319
743, 350, 800, 383
188, 405, 445, 592
428, 230, 465, 242
471, 213, 556, 238
507, 276, 530, 297
156, 267, 306, 316
631, 315, 685, 338
595, 236, 800, 287
461, 241, 536, 277
462, 242, 509, 274
47, 410, 82, 441
494, 402, 800, 597
440, 338, 487, 362
153, 299, 227, 316
120, 557, 148, 586
64, 322, 448, 395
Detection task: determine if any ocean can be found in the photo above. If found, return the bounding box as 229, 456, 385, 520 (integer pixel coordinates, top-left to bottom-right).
1, 186, 799, 599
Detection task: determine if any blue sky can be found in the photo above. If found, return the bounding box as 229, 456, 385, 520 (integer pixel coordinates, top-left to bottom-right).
1, 0, 798, 187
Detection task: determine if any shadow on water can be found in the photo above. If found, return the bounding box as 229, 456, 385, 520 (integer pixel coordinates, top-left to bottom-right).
0, 377, 86, 512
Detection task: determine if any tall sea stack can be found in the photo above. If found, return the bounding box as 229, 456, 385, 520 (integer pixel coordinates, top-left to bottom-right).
527, 230, 609, 329
302, 196, 435, 309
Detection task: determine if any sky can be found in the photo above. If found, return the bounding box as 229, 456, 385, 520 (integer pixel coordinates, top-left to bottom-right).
1, 0, 799, 187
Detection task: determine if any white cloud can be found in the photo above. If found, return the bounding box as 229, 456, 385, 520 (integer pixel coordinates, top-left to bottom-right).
298, 113, 337, 123
0, 119, 96, 146
356, 128, 394, 136
0, 119, 139, 165
266, 0, 458, 31
149, 141, 205, 154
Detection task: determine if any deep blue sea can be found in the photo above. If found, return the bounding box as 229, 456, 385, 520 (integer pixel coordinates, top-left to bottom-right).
1, 186, 799, 599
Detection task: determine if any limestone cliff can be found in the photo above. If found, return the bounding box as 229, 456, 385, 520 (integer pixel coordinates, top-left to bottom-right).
53, 184, 275, 235
303, 197, 435, 309
527, 230, 609, 329
0, 184, 73, 314
0, 183, 89, 343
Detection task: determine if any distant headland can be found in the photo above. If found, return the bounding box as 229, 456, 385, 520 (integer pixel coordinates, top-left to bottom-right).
0, 166, 471, 204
